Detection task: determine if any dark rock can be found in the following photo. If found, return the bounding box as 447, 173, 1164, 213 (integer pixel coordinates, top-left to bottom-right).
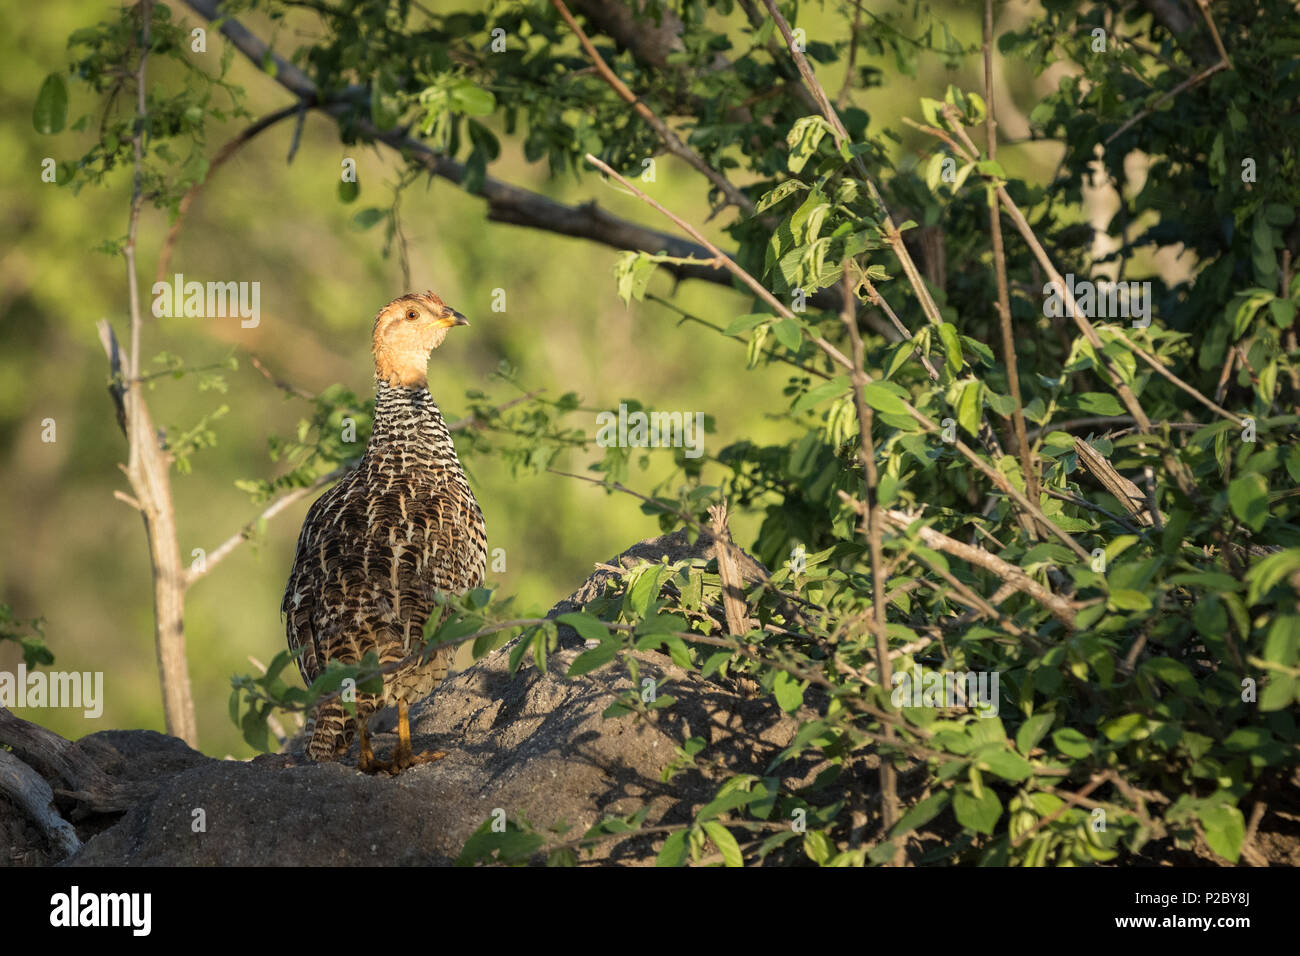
58, 531, 823, 866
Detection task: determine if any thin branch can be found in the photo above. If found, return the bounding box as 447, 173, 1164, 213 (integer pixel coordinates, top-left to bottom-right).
583, 152, 1090, 561
0, 749, 81, 860
583, 153, 852, 365
1045, 486, 1145, 535
757, 0, 945, 333
178, 0, 865, 318
1072, 436, 1157, 526
248, 353, 314, 400
984, 0, 1040, 536
548, 467, 700, 530
841, 496, 1078, 628
156, 102, 305, 285
858, 276, 939, 380
708, 501, 754, 635
1103, 59, 1229, 146
836, 0, 865, 110
187, 389, 547, 587
645, 293, 834, 379
114, 0, 199, 747
1010, 773, 1107, 848
184, 467, 347, 589
840, 264, 901, 849
550, 0, 753, 215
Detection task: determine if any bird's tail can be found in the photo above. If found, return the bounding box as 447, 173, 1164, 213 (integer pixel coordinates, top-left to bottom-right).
305, 686, 382, 762
306, 699, 354, 761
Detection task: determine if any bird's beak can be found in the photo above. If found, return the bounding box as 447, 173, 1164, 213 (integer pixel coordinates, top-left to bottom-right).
434, 308, 469, 329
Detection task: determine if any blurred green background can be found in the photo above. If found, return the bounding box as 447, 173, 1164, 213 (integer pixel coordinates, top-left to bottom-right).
1, 0, 1065, 756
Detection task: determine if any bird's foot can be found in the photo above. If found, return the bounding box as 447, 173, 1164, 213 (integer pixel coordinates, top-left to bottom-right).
386, 738, 447, 774
356, 699, 445, 775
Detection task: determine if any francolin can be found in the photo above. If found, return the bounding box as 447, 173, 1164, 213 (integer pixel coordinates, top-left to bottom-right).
282, 291, 486, 772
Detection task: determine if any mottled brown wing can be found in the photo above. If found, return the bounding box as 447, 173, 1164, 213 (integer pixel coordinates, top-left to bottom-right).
282, 471, 486, 684
281, 473, 358, 686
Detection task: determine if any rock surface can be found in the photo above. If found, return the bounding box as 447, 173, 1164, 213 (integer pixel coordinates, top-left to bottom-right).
5, 530, 825, 866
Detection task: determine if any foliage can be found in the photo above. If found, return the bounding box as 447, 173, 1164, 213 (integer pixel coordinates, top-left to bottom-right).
0, 605, 53, 670
43, 0, 1300, 865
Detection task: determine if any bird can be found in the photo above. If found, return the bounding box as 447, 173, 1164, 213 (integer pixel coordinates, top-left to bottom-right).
281, 290, 486, 772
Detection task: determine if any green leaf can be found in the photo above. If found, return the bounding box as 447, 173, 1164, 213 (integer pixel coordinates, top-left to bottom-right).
791, 376, 849, 413
700, 650, 732, 680
1064, 392, 1124, 416
656, 829, 689, 867
626, 564, 666, 618
859, 383, 908, 417
1246, 549, 1300, 604
977, 747, 1034, 782
956, 380, 983, 437
786, 116, 834, 173
1226, 289, 1274, 339
937, 323, 963, 373
702, 821, 743, 867
351, 207, 386, 231
1140, 657, 1197, 696
920, 97, 944, 126
1268, 298, 1296, 328
890, 791, 950, 837
1229, 473, 1269, 532
1016, 713, 1054, 756
697, 788, 756, 823
556, 611, 609, 644
771, 318, 802, 351
567, 642, 618, 677
1052, 727, 1092, 758
1265, 610, 1299, 659
1198, 804, 1245, 863
1100, 712, 1146, 741
953, 785, 1002, 835
1260, 674, 1297, 711
33, 73, 68, 134
773, 670, 804, 712
723, 313, 770, 336
240, 705, 271, 753
615, 252, 658, 306
1107, 589, 1152, 612
802, 830, 832, 864
755, 179, 809, 213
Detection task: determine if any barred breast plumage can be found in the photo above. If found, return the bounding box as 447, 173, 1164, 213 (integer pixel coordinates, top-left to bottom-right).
281, 291, 485, 767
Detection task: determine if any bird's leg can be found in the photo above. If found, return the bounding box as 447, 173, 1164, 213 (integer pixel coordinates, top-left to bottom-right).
389, 698, 446, 772
355, 700, 445, 774
357, 719, 380, 774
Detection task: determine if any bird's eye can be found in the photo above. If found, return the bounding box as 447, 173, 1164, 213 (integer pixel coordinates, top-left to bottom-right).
406, 309, 418, 320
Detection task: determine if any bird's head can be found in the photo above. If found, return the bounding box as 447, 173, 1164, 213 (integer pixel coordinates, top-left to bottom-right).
371, 290, 469, 388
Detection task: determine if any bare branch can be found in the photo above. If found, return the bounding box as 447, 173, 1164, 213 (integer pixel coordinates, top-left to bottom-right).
583, 153, 1090, 560
839, 264, 901, 849
115, 0, 199, 747
984, 0, 1040, 539
176, 0, 857, 322
708, 500, 754, 635
0, 748, 81, 860
187, 389, 547, 587
842, 499, 1078, 629
156, 102, 304, 285
551, 0, 754, 215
